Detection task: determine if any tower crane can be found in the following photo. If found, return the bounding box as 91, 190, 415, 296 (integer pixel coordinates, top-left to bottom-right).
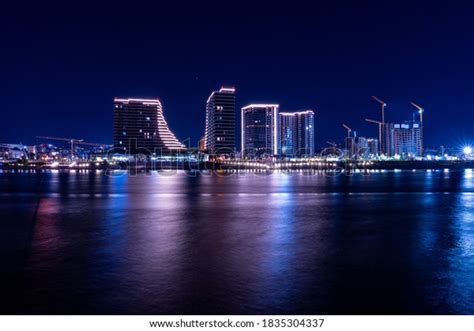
365, 118, 383, 155
410, 101, 424, 125
36, 136, 110, 160
371, 96, 387, 154
342, 124, 352, 139
342, 124, 353, 159
409, 101, 425, 156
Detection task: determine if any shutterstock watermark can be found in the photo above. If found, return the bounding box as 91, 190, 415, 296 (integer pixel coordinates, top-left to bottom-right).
104, 143, 373, 178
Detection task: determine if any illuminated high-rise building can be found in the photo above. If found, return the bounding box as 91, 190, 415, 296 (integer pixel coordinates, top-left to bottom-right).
280, 110, 315, 157
385, 122, 423, 158
205, 87, 236, 155
113, 98, 185, 154
241, 104, 279, 158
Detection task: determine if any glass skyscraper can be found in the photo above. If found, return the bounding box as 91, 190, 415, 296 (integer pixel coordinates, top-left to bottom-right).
204, 87, 236, 155
280, 110, 315, 158
113, 98, 185, 154
241, 104, 280, 159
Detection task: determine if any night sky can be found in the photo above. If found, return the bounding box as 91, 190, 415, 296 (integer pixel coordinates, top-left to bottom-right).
2, 1, 473, 150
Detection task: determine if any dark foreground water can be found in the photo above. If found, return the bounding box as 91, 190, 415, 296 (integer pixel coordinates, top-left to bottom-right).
0, 169, 473, 314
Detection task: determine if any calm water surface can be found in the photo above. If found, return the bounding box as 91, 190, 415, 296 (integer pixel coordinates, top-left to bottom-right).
0, 169, 473, 314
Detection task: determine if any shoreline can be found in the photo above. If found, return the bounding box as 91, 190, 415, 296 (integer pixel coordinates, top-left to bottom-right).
1, 160, 474, 172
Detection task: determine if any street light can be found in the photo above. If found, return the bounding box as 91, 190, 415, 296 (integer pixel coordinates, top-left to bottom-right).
463, 146, 472, 155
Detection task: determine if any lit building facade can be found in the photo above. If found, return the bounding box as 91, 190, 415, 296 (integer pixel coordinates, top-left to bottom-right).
367, 138, 379, 156
385, 122, 423, 158
113, 98, 185, 154
280, 110, 315, 157
354, 136, 368, 158
205, 87, 236, 155
345, 137, 355, 158
198, 136, 207, 152
241, 104, 279, 158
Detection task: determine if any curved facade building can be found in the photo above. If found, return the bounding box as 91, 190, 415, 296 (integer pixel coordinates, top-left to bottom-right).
113, 98, 185, 154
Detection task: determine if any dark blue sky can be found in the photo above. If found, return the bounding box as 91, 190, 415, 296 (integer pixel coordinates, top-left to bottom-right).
2, 1, 473, 150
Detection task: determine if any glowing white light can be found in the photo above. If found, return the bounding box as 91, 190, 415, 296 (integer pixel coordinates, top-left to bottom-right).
273, 105, 278, 155
114, 98, 160, 104
463, 146, 472, 155
219, 87, 236, 93
241, 104, 279, 110
241, 107, 245, 156
280, 110, 314, 116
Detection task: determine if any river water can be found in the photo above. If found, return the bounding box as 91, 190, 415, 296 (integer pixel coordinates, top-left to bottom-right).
0, 169, 473, 314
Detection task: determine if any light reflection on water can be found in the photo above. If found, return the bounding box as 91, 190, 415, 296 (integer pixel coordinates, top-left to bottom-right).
0, 170, 473, 314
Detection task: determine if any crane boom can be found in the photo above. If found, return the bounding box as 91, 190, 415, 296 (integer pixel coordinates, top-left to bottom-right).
371, 96, 387, 154
409, 101, 424, 124
36, 136, 108, 146
36, 136, 83, 143
342, 124, 352, 132
365, 118, 382, 124
372, 96, 386, 106
410, 101, 423, 112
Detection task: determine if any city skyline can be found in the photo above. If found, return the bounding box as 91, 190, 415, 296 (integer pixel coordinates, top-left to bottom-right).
2, 2, 474, 149
0, 88, 459, 157
3, 85, 451, 152
2, 2, 474, 323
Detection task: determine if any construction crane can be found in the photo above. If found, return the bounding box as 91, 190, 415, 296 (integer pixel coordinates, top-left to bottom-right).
410, 101, 425, 156
371, 96, 387, 154
342, 124, 352, 138
342, 124, 353, 159
365, 118, 383, 155
410, 101, 424, 125
36, 136, 110, 160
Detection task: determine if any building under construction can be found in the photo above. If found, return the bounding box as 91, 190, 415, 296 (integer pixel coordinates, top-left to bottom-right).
385, 121, 423, 158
